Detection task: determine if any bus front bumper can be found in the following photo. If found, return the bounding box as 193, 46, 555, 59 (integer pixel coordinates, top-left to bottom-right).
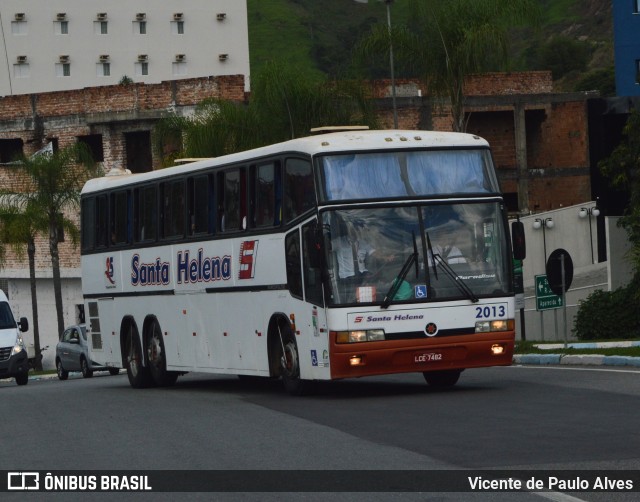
329, 332, 515, 379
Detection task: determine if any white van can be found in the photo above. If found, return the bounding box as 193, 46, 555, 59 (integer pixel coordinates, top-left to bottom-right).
0, 290, 30, 385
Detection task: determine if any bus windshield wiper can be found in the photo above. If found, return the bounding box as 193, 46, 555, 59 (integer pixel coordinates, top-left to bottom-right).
381, 252, 417, 309
426, 232, 438, 280
431, 254, 479, 303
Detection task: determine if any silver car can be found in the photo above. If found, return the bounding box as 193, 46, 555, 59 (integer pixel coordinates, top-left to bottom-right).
55, 324, 120, 379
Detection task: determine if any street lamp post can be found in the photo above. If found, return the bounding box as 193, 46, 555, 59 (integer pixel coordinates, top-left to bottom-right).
578, 206, 600, 264
533, 217, 554, 341
383, 0, 398, 129
532, 217, 554, 263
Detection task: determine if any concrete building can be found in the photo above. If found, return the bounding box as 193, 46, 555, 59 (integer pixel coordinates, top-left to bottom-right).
0, 0, 250, 96
612, 0, 640, 96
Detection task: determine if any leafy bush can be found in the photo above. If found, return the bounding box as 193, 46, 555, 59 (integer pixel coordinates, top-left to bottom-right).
573, 275, 640, 340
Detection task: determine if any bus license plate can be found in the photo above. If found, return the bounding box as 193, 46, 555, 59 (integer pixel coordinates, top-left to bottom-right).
414, 352, 443, 363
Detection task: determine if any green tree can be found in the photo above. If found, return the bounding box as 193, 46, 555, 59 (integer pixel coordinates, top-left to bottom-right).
154, 60, 378, 161
599, 110, 640, 280
0, 204, 44, 369
0, 144, 100, 338
535, 35, 591, 80
355, 0, 541, 132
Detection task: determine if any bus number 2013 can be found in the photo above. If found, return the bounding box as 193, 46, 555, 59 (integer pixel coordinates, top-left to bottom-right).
475, 306, 506, 318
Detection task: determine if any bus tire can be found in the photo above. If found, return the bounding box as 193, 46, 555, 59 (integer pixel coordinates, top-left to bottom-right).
423, 369, 462, 388
125, 324, 153, 388
147, 320, 178, 387
280, 329, 313, 396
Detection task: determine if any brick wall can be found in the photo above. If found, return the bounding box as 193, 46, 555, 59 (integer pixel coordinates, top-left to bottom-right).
0, 75, 245, 155
370, 71, 553, 99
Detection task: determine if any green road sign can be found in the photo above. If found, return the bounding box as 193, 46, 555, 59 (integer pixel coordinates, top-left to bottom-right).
535, 274, 563, 311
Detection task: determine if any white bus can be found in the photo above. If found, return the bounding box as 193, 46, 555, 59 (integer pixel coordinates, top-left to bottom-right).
80, 130, 524, 394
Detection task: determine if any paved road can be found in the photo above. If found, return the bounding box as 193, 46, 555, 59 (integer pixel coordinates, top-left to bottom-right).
1, 365, 639, 501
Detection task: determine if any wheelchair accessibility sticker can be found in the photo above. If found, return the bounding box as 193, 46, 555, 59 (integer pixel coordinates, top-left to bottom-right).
415, 285, 427, 298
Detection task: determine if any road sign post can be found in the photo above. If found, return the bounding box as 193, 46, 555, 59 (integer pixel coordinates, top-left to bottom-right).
535, 275, 562, 311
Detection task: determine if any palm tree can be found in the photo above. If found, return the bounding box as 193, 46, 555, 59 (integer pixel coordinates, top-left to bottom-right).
0, 143, 100, 338
355, 0, 541, 132
0, 204, 44, 370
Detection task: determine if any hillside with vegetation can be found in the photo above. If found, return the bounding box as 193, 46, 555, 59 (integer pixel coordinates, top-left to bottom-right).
247, 0, 615, 95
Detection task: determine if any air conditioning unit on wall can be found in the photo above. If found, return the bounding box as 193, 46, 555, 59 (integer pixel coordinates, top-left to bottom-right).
99, 55, 110, 62
173, 13, 183, 21
175, 54, 185, 62
218, 54, 229, 62
138, 54, 148, 62
15, 13, 25, 21
57, 13, 67, 21
59, 55, 70, 63
97, 13, 107, 21
136, 13, 146, 21
216, 13, 226, 21
16, 55, 27, 64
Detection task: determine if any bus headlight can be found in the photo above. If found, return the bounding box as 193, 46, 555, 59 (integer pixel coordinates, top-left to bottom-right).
475, 319, 514, 333
334, 329, 386, 344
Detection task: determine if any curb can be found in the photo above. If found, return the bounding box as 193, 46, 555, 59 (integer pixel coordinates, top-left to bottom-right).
513, 354, 640, 368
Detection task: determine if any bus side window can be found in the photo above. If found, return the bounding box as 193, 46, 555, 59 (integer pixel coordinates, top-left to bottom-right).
161, 180, 185, 239
135, 185, 157, 242
110, 190, 129, 245
254, 162, 276, 228
219, 168, 246, 232
95, 195, 108, 248
188, 174, 211, 236
284, 158, 314, 222
285, 229, 303, 299
81, 197, 95, 252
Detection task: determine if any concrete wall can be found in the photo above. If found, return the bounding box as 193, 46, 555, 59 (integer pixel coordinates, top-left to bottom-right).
0, 0, 249, 95
513, 205, 633, 342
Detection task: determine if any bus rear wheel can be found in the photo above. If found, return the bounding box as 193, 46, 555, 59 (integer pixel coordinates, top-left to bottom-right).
423, 370, 462, 388
125, 325, 152, 388
147, 320, 178, 387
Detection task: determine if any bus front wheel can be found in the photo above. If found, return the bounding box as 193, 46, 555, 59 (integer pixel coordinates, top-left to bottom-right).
280, 330, 310, 396
147, 320, 178, 387
423, 370, 462, 388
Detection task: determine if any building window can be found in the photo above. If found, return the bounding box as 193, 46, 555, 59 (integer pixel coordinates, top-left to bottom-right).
94, 21, 108, 34
13, 63, 30, 78
172, 61, 187, 76
636, 60, 640, 84
135, 62, 149, 76
139, 21, 146, 34
56, 63, 71, 77
97, 62, 110, 77
171, 20, 184, 34
54, 20, 68, 34
11, 21, 28, 35
635, 0, 640, 14
77, 134, 104, 162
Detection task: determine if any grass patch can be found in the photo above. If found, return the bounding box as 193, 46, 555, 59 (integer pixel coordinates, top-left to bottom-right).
515, 340, 640, 357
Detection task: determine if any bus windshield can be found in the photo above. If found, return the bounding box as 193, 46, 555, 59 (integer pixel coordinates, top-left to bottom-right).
318, 149, 499, 201
321, 202, 511, 306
